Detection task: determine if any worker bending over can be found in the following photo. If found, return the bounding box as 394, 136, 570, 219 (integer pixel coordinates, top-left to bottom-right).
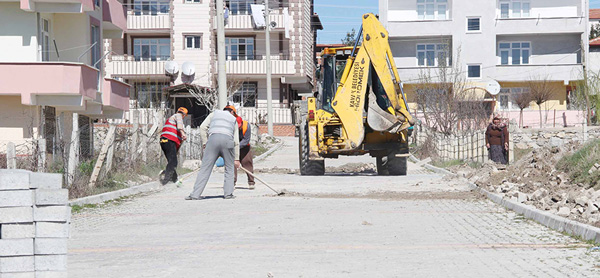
233, 110, 255, 189
159, 107, 188, 185
186, 106, 240, 200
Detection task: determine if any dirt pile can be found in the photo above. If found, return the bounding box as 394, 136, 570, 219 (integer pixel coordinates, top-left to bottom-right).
465, 144, 600, 227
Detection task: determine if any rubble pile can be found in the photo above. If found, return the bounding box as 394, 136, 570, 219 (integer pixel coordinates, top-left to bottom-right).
326, 163, 376, 174
466, 143, 600, 227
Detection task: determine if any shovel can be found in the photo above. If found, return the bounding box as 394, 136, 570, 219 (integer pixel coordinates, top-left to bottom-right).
238, 166, 285, 196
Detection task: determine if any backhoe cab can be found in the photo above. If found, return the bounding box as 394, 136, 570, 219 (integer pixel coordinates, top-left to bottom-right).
299, 13, 415, 176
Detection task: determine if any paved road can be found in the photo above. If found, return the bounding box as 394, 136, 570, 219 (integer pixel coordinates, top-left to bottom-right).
69, 137, 600, 277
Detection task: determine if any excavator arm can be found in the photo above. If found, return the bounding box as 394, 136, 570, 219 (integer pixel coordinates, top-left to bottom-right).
331, 13, 415, 150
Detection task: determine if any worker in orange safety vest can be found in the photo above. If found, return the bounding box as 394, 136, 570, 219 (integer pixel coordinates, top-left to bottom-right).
230, 106, 255, 189
159, 107, 188, 185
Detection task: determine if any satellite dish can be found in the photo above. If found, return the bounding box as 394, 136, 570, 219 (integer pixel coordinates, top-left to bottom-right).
181, 62, 196, 84
164, 61, 179, 76
486, 80, 501, 96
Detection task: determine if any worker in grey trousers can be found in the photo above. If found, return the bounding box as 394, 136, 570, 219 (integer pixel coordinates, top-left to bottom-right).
186, 107, 240, 200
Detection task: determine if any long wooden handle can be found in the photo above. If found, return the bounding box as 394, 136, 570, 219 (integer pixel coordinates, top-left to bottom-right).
239, 166, 281, 194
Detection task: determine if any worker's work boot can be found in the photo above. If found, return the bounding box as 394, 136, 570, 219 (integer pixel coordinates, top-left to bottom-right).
248, 183, 255, 190
184, 196, 203, 200
223, 194, 236, 199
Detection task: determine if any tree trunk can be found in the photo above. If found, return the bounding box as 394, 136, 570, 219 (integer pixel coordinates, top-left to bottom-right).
519, 109, 524, 128
538, 106, 543, 129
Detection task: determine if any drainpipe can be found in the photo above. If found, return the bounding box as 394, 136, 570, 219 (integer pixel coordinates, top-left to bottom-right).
36, 13, 41, 61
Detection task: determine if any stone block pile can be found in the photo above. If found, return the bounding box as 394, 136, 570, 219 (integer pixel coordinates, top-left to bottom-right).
0, 170, 70, 278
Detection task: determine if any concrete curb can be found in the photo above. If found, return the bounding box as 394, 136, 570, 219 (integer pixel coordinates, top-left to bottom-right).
254, 139, 285, 162
410, 154, 600, 243
409, 154, 456, 176
468, 182, 600, 244
69, 138, 284, 207
69, 181, 163, 206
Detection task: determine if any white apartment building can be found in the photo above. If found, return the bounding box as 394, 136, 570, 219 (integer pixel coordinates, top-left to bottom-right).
105, 0, 320, 127
379, 0, 589, 127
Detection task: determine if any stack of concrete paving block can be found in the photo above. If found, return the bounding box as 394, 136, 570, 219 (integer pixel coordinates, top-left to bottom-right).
0, 170, 70, 278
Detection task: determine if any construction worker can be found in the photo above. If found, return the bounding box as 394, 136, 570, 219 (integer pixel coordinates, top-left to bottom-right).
186, 106, 240, 200
160, 107, 188, 185
234, 112, 255, 189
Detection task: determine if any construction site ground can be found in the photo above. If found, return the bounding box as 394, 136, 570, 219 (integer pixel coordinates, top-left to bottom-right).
69, 137, 600, 277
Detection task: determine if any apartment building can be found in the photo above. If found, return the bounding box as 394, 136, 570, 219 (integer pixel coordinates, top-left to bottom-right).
0, 0, 129, 157
105, 0, 319, 127
379, 0, 589, 127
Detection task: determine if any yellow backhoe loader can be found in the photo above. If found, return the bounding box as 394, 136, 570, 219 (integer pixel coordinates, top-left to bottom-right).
299, 13, 415, 176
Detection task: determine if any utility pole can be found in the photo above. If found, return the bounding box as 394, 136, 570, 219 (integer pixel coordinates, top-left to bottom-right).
265, 0, 273, 136
217, 0, 227, 109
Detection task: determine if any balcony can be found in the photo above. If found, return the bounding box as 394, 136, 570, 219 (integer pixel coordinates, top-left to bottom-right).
19, 0, 94, 13
103, 0, 127, 38
494, 64, 583, 82
386, 20, 453, 37
127, 10, 170, 30
218, 56, 295, 75
495, 17, 585, 35
219, 8, 287, 31
106, 55, 167, 77
103, 78, 130, 112
0, 62, 98, 109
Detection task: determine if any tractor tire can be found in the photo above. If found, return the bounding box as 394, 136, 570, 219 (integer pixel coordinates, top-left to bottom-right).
376, 146, 408, 176
299, 119, 325, 176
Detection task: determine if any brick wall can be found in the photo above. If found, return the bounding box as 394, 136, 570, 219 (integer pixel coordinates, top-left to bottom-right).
0, 170, 70, 277
258, 125, 297, 137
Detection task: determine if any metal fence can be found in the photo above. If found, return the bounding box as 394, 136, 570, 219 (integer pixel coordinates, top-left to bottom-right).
414, 124, 515, 164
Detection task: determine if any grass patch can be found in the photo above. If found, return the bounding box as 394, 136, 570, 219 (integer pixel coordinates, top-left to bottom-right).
71, 203, 98, 213
556, 139, 600, 189
514, 147, 533, 162
70, 196, 134, 214
252, 144, 270, 158
432, 159, 464, 168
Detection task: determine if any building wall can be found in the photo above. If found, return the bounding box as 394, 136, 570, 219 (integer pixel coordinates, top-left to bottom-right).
0, 3, 39, 62
172, 1, 213, 87
0, 96, 39, 146
53, 13, 91, 64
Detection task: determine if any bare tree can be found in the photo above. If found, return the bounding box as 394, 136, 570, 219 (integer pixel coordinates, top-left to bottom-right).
527, 75, 557, 128
187, 79, 245, 112
511, 89, 532, 128
415, 46, 490, 136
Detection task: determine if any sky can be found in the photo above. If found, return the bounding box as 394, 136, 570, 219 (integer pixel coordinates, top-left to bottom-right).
314, 0, 378, 44
315, 1, 600, 44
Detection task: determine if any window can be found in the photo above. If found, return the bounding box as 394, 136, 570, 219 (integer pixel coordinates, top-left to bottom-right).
417, 0, 448, 20
185, 35, 202, 49
133, 0, 169, 15
41, 19, 50, 61
232, 82, 257, 107
225, 37, 255, 60
499, 0, 530, 19
498, 42, 530, 65
133, 38, 170, 61
467, 18, 480, 32
227, 0, 254, 15
417, 43, 450, 67
133, 82, 169, 109
91, 25, 100, 68
185, 0, 201, 3
94, 0, 100, 7
498, 87, 530, 110
467, 64, 481, 79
